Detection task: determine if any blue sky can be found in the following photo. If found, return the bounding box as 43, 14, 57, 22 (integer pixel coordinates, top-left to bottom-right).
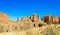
0, 0, 60, 20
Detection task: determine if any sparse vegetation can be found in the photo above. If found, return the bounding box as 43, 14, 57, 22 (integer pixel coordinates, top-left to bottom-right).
23, 22, 34, 30
0, 24, 5, 33
0, 24, 60, 35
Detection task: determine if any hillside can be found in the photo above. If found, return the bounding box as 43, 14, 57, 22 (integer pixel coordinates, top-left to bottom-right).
0, 24, 60, 35
0, 12, 60, 35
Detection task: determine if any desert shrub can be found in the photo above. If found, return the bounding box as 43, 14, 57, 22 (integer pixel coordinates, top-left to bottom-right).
0, 24, 5, 33
23, 22, 34, 30
53, 25, 60, 35
26, 28, 41, 35
41, 28, 55, 35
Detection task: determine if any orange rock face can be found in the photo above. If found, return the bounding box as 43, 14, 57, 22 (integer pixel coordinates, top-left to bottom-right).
42, 15, 59, 24
30, 14, 39, 22
52, 17, 59, 24
29, 14, 46, 27
42, 15, 49, 23
0, 12, 8, 24
59, 18, 60, 23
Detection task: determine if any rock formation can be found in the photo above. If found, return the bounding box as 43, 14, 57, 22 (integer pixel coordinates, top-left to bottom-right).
59, 18, 60, 23
0, 12, 60, 33
0, 12, 8, 24
30, 14, 46, 27
42, 15, 59, 24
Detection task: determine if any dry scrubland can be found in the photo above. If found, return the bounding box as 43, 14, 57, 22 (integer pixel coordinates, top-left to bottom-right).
0, 12, 60, 35
0, 24, 60, 35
